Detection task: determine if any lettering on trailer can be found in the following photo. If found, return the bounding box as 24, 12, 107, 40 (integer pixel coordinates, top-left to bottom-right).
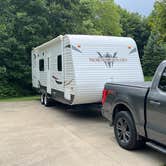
89, 52, 128, 68
97, 52, 117, 68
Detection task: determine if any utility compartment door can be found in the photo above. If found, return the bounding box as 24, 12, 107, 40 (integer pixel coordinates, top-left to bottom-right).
32, 52, 38, 88
46, 50, 51, 94
146, 67, 166, 145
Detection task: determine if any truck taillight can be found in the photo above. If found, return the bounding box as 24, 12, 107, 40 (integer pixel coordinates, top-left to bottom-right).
102, 89, 113, 105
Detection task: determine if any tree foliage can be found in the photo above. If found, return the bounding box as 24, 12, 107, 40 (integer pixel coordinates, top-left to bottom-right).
119, 8, 150, 59
143, 32, 166, 76
87, 0, 122, 35
149, 0, 166, 42
0, 0, 124, 97
0, 0, 164, 97
143, 0, 166, 76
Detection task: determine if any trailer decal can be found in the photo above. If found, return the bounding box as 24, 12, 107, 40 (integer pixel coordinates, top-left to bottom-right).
65, 44, 82, 53
97, 52, 117, 68
64, 79, 73, 86
52, 75, 62, 84
55, 81, 62, 85
129, 48, 137, 54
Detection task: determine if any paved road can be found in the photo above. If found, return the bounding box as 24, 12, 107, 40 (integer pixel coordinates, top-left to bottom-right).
0, 101, 165, 166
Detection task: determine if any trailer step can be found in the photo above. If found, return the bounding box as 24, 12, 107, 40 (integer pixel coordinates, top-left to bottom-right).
146, 142, 166, 154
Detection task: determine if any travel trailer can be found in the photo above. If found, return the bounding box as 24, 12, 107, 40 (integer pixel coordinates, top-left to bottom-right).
32, 35, 144, 106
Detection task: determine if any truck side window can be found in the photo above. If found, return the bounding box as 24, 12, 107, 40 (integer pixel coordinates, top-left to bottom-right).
159, 68, 166, 92
57, 55, 62, 71
39, 59, 44, 71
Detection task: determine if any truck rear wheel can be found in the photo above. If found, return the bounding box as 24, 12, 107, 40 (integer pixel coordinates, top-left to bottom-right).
114, 111, 142, 150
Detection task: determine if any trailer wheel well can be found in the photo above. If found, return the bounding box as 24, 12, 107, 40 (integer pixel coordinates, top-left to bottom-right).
112, 104, 134, 125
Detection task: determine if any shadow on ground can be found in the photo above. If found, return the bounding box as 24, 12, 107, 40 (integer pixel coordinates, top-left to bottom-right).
48, 100, 106, 122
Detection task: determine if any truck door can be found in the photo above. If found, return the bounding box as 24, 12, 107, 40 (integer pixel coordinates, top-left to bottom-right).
146, 67, 166, 145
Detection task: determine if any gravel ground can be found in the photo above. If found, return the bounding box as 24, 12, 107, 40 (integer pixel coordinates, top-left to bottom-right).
0, 100, 165, 166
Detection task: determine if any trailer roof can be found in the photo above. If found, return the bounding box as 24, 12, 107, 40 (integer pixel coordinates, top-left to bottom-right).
33, 35, 63, 51
32, 34, 135, 51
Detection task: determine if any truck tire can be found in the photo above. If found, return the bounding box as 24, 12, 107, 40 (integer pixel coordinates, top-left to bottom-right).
44, 94, 51, 107
114, 111, 143, 150
40, 94, 44, 105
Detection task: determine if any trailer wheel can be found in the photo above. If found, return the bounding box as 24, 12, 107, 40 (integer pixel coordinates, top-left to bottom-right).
114, 111, 142, 150
44, 94, 51, 107
40, 94, 44, 105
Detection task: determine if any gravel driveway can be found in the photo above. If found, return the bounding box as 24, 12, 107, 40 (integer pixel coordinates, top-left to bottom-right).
0, 100, 165, 166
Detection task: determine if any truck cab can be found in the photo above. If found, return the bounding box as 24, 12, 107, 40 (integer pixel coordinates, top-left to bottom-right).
146, 61, 166, 146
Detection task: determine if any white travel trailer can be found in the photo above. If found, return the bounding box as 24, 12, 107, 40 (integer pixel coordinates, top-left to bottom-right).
32, 35, 144, 106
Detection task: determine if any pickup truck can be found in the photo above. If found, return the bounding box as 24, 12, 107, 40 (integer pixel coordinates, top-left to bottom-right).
102, 61, 166, 153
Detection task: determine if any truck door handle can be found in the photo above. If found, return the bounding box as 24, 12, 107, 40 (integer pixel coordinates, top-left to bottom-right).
149, 100, 160, 105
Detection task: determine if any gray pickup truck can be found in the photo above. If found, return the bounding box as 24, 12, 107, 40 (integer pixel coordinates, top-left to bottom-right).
102, 61, 166, 153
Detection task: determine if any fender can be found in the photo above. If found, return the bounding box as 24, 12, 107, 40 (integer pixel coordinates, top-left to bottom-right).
111, 95, 146, 137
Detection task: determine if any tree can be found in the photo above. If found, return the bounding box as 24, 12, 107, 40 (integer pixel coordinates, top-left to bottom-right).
0, 0, 154, 97
85, 0, 122, 36
143, 32, 166, 76
119, 8, 151, 59
149, 0, 166, 42
47, 0, 97, 35
0, 0, 97, 97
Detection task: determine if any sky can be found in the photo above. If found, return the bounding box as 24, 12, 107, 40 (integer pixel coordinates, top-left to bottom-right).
114, 0, 155, 16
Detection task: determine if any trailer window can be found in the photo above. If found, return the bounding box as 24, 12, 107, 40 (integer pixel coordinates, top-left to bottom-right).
159, 68, 166, 92
57, 55, 62, 71
39, 59, 44, 71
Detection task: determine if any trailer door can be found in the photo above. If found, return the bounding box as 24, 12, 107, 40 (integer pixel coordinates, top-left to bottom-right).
51, 40, 64, 93
55, 54, 64, 92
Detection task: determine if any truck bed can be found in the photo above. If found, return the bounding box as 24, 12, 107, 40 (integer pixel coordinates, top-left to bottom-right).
103, 81, 151, 137
106, 81, 151, 89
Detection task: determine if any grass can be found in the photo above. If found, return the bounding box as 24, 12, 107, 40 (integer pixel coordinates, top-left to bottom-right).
145, 76, 153, 81
0, 96, 39, 102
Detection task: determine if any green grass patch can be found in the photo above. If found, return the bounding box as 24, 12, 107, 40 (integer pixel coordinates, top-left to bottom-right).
145, 76, 153, 81
0, 96, 39, 102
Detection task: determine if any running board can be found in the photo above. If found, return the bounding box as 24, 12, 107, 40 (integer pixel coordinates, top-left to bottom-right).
146, 142, 166, 154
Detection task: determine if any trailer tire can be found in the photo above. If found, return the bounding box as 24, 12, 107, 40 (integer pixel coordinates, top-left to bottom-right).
44, 94, 51, 107
40, 94, 44, 105
114, 111, 143, 150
